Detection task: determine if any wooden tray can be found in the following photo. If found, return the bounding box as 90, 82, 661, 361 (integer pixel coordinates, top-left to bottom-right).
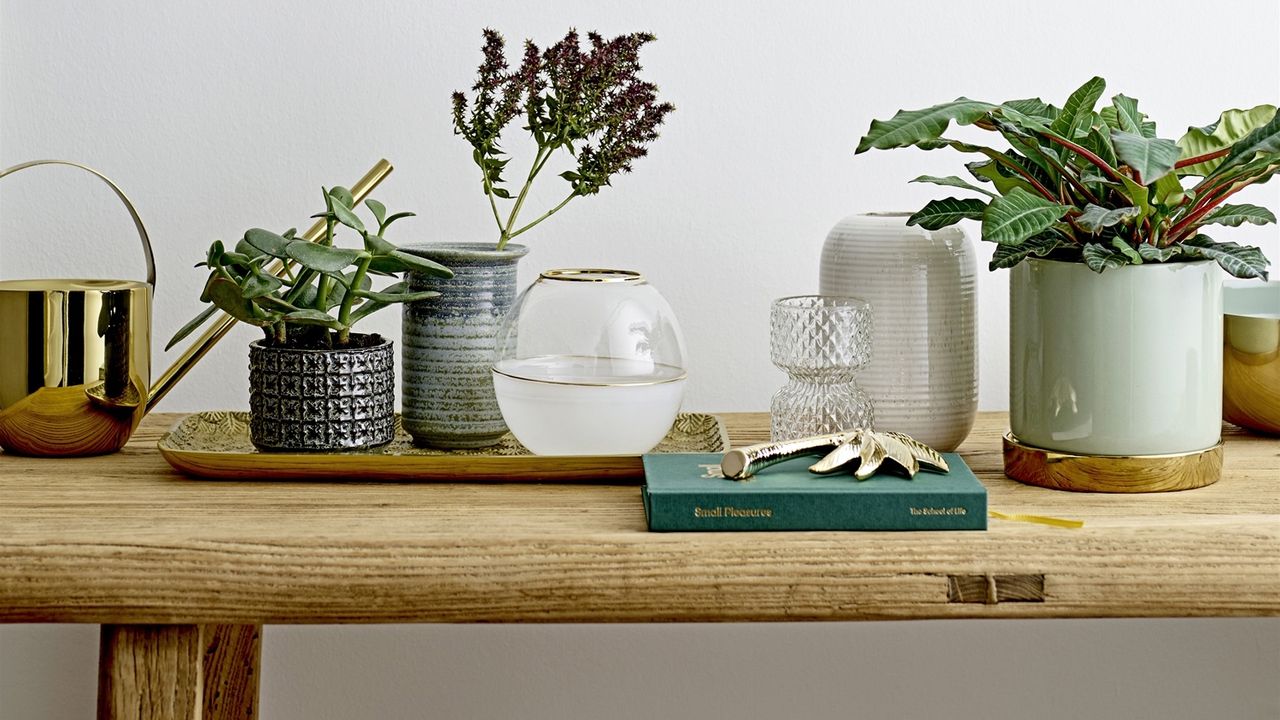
158, 411, 727, 482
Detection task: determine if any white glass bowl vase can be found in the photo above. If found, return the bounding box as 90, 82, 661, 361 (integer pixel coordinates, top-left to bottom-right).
492, 269, 688, 456
770, 295, 874, 441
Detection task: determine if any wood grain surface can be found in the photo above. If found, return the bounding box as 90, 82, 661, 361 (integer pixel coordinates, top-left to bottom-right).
98, 625, 202, 720
1, 412, 1278, 623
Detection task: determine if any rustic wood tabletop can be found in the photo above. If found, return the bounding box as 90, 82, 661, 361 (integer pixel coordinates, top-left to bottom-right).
1, 411, 1277, 719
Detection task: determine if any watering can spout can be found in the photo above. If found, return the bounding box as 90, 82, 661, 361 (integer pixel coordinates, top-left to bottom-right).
0, 159, 393, 456
143, 159, 394, 416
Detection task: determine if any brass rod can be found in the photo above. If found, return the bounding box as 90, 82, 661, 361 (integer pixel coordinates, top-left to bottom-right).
147, 159, 394, 411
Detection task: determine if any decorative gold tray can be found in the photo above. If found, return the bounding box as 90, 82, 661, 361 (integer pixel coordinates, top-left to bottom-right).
158, 411, 727, 482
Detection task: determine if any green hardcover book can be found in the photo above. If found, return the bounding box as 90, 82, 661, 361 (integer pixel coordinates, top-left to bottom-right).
642, 453, 987, 531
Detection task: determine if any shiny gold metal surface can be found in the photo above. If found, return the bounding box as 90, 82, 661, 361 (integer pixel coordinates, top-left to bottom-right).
538, 269, 644, 283
148, 159, 394, 410
720, 429, 947, 480
1002, 433, 1223, 493
0, 161, 155, 456
158, 411, 726, 481
1223, 283, 1280, 435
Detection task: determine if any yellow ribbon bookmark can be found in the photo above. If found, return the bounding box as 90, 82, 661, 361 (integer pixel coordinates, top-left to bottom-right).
989, 510, 1084, 529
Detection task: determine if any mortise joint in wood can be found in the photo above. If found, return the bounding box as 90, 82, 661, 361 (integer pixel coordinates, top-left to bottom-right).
947, 574, 1045, 604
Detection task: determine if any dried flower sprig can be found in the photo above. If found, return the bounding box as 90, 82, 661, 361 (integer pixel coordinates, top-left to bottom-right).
452, 28, 675, 249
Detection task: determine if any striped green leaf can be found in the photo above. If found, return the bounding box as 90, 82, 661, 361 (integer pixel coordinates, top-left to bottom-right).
1082, 242, 1130, 273
1217, 110, 1280, 177
910, 174, 997, 199
1198, 204, 1277, 228
1112, 131, 1180, 183
1180, 235, 1270, 279
906, 197, 987, 230
981, 188, 1071, 246
856, 99, 995, 153
1051, 77, 1105, 137
1177, 105, 1277, 176
988, 235, 1064, 270
1076, 204, 1140, 234
1137, 243, 1179, 263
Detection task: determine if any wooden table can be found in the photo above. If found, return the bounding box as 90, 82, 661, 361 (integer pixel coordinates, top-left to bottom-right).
1, 412, 1277, 719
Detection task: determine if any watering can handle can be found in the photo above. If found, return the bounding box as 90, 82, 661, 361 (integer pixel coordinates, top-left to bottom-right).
0, 160, 156, 288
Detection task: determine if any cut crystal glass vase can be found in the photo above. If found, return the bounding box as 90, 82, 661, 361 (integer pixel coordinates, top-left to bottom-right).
769, 295, 873, 441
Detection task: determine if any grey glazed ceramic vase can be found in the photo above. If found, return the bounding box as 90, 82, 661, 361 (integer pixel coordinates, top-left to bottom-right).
247, 337, 395, 451
400, 242, 529, 448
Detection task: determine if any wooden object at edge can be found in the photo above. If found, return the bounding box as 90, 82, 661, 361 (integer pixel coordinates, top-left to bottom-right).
97, 624, 260, 720
1, 412, 1278, 626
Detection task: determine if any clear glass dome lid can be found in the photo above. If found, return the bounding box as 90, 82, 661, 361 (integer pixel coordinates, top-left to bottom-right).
493, 268, 687, 385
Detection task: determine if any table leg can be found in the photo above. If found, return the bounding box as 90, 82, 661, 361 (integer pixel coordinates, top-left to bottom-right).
97, 624, 262, 720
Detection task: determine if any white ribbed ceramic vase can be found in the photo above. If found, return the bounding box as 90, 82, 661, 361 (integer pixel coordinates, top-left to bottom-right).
819, 213, 977, 451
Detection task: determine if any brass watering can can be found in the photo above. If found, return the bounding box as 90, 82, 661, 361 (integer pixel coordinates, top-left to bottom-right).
0, 158, 393, 456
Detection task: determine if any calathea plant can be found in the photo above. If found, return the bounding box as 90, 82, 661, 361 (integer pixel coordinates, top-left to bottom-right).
856, 77, 1277, 278
451, 28, 675, 250
167, 187, 453, 349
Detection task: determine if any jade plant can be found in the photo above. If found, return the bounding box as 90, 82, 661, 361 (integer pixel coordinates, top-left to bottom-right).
451, 28, 675, 250
856, 77, 1277, 278
167, 187, 453, 349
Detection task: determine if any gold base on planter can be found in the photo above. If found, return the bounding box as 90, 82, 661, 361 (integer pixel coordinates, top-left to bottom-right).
1002, 433, 1223, 493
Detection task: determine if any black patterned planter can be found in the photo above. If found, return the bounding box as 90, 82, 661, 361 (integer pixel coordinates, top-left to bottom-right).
248, 337, 395, 451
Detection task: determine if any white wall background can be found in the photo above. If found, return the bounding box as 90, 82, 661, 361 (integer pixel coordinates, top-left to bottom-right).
2, 1, 1278, 718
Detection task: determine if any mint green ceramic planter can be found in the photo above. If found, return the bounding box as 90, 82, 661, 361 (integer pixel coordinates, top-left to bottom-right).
1009, 258, 1223, 456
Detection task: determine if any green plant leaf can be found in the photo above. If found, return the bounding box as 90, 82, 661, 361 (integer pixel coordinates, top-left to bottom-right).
1179, 235, 1270, 279
1152, 173, 1186, 205
389, 250, 454, 278
365, 198, 387, 226
1076, 204, 1140, 234
240, 267, 283, 298
354, 287, 443, 303
328, 186, 355, 209
283, 309, 344, 329
251, 295, 300, 314
1082, 125, 1118, 168
1105, 94, 1143, 135
967, 159, 1031, 195
286, 241, 367, 273
1110, 237, 1143, 264
380, 211, 416, 232
1051, 77, 1105, 137
855, 98, 995, 153
367, 255, 411, 274
205, 239, 226, 267
206, 276, 263, 323
330, 199, 366, 233
906, 197, 986, 230
1177, 105, 1277, 176
1137, 243, 1179, 263
1111, 131, 1180, 183
1082, 242, 1131, 272
981, 188, 1071, 246
491, 187, 512, 199
1002, 98, 1059, 122
244, 228, 293, 259
1217, 109, 1280, 176
1198, 203, 1277, 228
234, 238, 267, 260
1118, 175, 1154, 223
997, 105, 1051, 135
988, 234, 1064, 270
164, 304, 218, 351
909, 175, 997, 199
364, 234, 398, 255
